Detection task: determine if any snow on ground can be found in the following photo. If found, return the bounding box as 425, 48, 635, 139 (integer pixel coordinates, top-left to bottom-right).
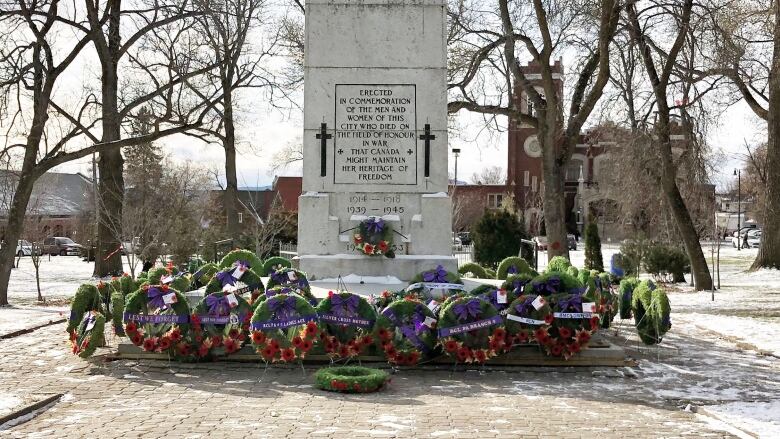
704, 401, 780, 438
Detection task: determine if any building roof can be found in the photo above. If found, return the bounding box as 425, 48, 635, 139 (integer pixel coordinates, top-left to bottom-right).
0, 171, 92, 218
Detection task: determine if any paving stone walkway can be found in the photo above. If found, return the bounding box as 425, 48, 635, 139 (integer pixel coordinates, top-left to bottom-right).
0, 322, 757, 438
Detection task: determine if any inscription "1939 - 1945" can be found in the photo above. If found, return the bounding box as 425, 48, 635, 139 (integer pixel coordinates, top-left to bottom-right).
333, 84, 417, 185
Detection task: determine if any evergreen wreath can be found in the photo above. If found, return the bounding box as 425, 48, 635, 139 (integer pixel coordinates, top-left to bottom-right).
314, 366, 390, 393
218, 249, 263, 272
469, 284, 516, 316
123, 285, 191, 357
632, 282, 671, 345
190, 292, 253, 358
249, 293, 319, 362
69, 310, 105, 358
368, 289, 403, 312
67, 284, 103, 334
405, 265, 464, 301
496, 256, 536, 280
205, 266, 265, 303
618, 278, 641, 319
505, 294, 554, 345
352, 217, 395, 258
457, 262, 488, 279
262, 256, 292, 276
191, 263, 219, 290
541, 289, 602, 359
110, 291, 126, 336
524, 272, 583, 297
375, 298, 438, 366
266, 268, 316, 305
315, 292, 377, 359
437, 296, 507, 364
501, 273, 535, 297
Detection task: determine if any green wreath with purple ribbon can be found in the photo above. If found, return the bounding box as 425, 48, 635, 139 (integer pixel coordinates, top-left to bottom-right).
67, 284, 103, 334
205, 265, 265, 303
469, 284, 517, 316
501, 273, 535, 297
437, 297, 506, 364
123, 285, 191, 357
249, 293, 320, 362
265, 268, 317, 305
523, 272, 583, 297
405, 265, 464, 301
375, 298, 437, 366
505, 294, 553, 346
352, 217, 395, 258
191, 262, 219, 290
540, 287, 601, 359
316, 292, 377, 359
69, 310, 105, 359
190, 292, 253, 359
218, 249, 263, 271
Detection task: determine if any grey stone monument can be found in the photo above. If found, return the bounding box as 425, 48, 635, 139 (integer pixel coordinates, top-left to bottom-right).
297, 0, 456, 281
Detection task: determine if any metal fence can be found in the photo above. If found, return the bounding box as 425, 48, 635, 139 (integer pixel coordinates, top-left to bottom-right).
453, 244, 474, 266
279, 242, 298, 259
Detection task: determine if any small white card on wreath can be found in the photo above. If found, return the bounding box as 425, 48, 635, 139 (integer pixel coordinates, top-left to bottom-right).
85, 311, 96, 331
582, 302, 596, 313
532, 295, 546, 310
427, 300, 440, 313
222, 284, 237, 293
497, 289, 508, 304
287, 271, 297, 281
226, 293, 239, 308
162, 292, 178, 305
232, 266, 246, 280
423, 316, 437, 328
161, 275, 173, 285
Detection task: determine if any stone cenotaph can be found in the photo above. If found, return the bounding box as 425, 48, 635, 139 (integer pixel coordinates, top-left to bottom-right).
297, 0, 456, 280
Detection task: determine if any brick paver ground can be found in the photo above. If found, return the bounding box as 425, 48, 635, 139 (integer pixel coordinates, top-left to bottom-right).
0, 322, 750, 438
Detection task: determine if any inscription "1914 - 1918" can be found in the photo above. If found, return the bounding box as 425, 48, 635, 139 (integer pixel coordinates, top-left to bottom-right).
333, 84, 417, 185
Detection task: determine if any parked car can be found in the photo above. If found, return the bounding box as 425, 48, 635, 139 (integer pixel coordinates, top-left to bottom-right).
457, 232, 472, 246
42, 236, 83, 256
533, 236, 548, 251
15, 240, 33, 257
732, 224, 758, 238
453, 236, 463, 250
567, 234, 577, 251
732, 229, 761, 249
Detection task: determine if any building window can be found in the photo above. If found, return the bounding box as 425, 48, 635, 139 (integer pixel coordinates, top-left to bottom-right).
238, 212, 243, 224
523, 171, 530, 187
531, 176, 538, 193
566, 160, 582, 181
526, 92, 546, 117
487, 193, 504, 209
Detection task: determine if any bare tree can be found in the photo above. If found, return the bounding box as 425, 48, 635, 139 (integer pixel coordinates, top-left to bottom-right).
470, 165, 505, 185
447, 0, 622, 261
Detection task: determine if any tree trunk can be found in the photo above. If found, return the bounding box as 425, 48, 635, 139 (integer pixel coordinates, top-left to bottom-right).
223, 87, 240, 240
0, 175, 36, 305
94, 55, 124, 277
751, 3, 780, 270
540, 132, 570, 261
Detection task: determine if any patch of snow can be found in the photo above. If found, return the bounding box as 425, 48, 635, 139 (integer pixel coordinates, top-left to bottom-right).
0, 395, 22, 413
705, 401, 780, 438
315, 274, 402, 285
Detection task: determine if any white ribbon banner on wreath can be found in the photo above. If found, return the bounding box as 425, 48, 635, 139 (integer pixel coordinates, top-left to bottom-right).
405, 282, 464, 292
553, 312, 600, 319
506, 314, 546, 325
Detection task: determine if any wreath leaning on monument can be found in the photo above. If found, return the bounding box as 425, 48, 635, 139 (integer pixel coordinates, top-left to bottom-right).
314, 366, 390, 393
316, 291, 377, 359
353, 217, 395, 258
249, 293, 319, 362
123, 285, 191, 357
69, 310, 105, 358
437, 296, 507, 364
375, 298, 438, 366
190, 291, 253, 358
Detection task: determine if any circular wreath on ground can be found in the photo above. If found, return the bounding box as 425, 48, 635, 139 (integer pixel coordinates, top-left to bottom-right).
505, 294, 554, 345
190, 291, 253, 358
262, 256, 291, 276
266, 268, 316, 305
191, 263, 219, 290
206, 266, 265, 303
69, 310, 105, 358
218, 249, 263, 272
375, 298, 438, 366
123, 285, 191, 358
316, 292, 377, 359
496, 257, 536, 280
540, 289, 602, 359
437, 296, 507, 363
249, 293, 319, 362
314, 366, 390, 393
501, 273, 535, 297
524, 272, 583, 297
67, 284, 103, 334
406, 265, 464, 301
469, 284, 516, 316
353, 217, 395, 258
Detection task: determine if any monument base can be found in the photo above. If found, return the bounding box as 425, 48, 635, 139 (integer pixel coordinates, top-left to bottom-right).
296, 254, 457, 282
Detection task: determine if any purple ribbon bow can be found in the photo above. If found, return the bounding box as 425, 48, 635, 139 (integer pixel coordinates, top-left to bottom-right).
507, 265, 519, 275
533, 276, 561, 295
147, 287, 166, 309
515, 296, 536, 316
481, 289, 504, 310
412, 305, 427, 332
453, 299, 481, 321
331, 294, 359, 317
216, 271, 236, 287
365, 217, 385, 234
234, 260, 250, 269
557, 294, 583, 313
512, 278, 530, 295
268, 296, 297, 319
205, 294, 229, 316
266, 287, 292, 297
271, 270, 290, 285
423, 265, 448, 283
